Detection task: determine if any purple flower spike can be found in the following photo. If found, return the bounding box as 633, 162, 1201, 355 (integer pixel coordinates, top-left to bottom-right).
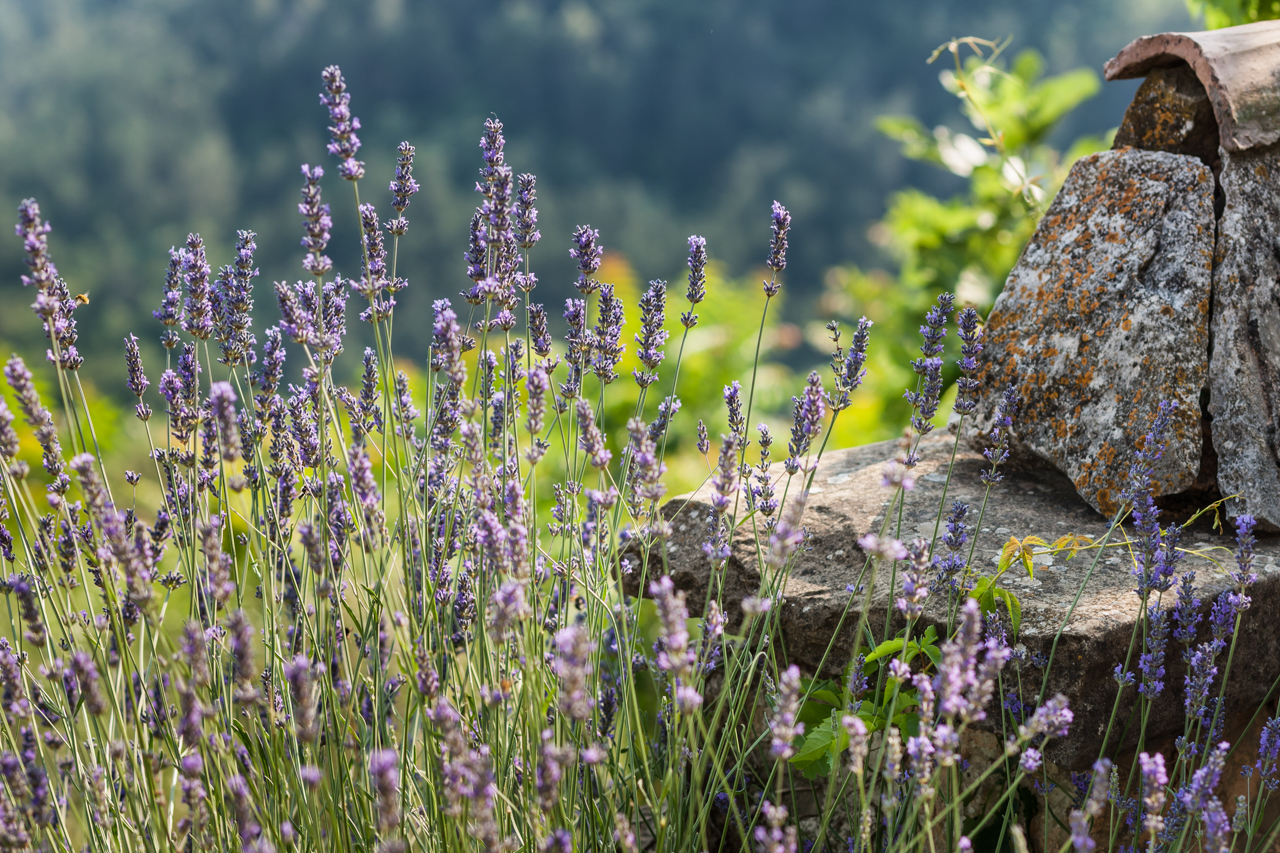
1138, 752, 1168, 836
982, 383, 1020, 485
389, 141, 419, 215
633, 281, 668, 387
766, 200, 791, 277
515, 173, 541, 249
208, 382, 243, 463
299, 164, 333, 276
570, 225, 602, 295
769, 665, 804, 760
15, 199, 58, 292
681, 235, 707, 328
785, 371, 826, 474
320, 65, 365, 180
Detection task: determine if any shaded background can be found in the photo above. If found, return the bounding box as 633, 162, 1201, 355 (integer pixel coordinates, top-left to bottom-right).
0, 0, 1190, 397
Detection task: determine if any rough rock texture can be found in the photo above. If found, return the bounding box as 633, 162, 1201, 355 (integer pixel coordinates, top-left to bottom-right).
967, 147, 1214, 517
1113, 63, 1220, 165
1208, 144, 1280, 530
637, 435, 1280, 769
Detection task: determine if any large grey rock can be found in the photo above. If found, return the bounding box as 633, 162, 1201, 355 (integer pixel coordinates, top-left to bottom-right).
968, 147, 1215, 517
1209, 144, 1280, 530
637, 434, 1280, 769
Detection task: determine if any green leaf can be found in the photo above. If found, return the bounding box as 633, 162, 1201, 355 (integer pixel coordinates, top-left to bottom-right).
865, 638, 905, 664
993, 588, 1022, 637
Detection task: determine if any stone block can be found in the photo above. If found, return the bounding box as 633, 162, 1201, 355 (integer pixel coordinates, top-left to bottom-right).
1208, 144, 1280, 530
636, 434, 1280, 770
967, 147, 1215, 517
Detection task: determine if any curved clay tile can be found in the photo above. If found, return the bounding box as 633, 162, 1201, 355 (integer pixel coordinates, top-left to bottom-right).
1105, 20, 1280, 152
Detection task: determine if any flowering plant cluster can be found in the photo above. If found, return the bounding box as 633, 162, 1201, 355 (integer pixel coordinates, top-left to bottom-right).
0, 64, 1278, 853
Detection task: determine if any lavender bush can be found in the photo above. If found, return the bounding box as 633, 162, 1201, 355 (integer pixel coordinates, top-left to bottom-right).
0, 64, 1277, 853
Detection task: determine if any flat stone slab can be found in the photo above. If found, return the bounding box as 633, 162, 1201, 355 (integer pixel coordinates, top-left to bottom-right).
1208, 144, 1280, 530
968, 147, 1214, 517
638, 434, 1280, 769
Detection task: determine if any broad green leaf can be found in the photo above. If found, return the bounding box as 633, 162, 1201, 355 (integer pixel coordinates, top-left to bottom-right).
865, 638, 905, 664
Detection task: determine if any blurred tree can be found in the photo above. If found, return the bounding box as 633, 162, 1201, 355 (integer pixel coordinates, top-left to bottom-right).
0, 0, 1188, 406
1187, 0, 1280, 26
821, 41, 1112, 446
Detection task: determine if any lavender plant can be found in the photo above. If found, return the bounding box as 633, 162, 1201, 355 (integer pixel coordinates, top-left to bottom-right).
0, 64, 1279, 853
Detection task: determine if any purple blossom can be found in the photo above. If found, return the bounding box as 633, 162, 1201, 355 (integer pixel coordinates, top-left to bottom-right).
1138, 605, 1168, 697
828, 317, 871, 411
633, 281, 668, 387
954, 307, 983, 416
651, 575, 701, 713
1231, 513, 1257, 590
180, 233, 213, 340
570, 225, 602, 295
896, 539, 931, 620
1138, 752, 1167, 836
321, 65, 364, 179
1184, 641, 1218, 719
703, 435, 738, 564
528, 303, 552, 359
697, 419, 710, 455
681, 235, 707, 328
933, 500, 969, 589
464, 212, 488, 284
575, 399, 611, 468
15, 199, 58, 292
369, 748, 401, 833
390, 141, 420, 214
487, 580, 530, 642
208, 382, 243, 463
6, 356, 64, 483
981, 383, 1020, 484
723, 381, 745, 447
858, 534, 907, 564
552, 625, 596, 721
766, 200, 791, 275
592, 283, 625, 384
515, 173, 540, 249
299, 164, 333, 276
1020, 694, 1073, 742
769, 665, 804, 760
764, 491, 807, 570
785, 371, 826, 474
1182, 741, 1228, 816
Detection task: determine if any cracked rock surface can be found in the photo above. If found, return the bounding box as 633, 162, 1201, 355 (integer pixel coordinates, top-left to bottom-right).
1209, 144, 1280, 530
966, 147, 1214, 517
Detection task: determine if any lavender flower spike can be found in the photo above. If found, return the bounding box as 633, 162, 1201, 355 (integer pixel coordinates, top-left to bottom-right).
1138, 751, 1167, 838
299, 164, 333, 276
982, 383, 1021, 485
769, 665, 804, 760
320, 65, 365, 180
681, 235, 708, 328
570, 225, 602, 294
515, 173, 541, 249
576, 399, 611, 469
208, 382, 243, 463
766, 200, 791, 276
389, 141, 419, 214
15, 199, 58, 292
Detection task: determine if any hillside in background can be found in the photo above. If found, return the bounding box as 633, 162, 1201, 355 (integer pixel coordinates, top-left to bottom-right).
0, 0, 1189, 392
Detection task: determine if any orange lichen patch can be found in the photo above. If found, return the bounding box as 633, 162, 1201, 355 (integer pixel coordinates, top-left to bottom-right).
969, 148, 1212, 515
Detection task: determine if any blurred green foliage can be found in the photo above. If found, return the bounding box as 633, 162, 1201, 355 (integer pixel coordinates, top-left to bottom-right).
0, 0, 1187, 398
1188, 0, 1280, 26
820, 43, 1113, 445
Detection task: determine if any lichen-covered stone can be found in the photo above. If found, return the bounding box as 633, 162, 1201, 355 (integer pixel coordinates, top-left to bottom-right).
1208, 145, 1280, 530
637, 434, 1280, 769
1113, 64, 1219, 165
968, 147, 1214, 517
